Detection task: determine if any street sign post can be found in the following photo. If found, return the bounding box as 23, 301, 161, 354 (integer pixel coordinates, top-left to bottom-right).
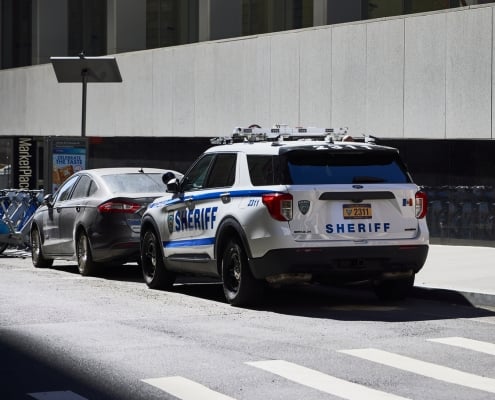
50, 55, 122, 137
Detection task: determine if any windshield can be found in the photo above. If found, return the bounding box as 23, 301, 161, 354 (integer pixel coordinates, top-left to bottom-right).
102, 173, 167, 194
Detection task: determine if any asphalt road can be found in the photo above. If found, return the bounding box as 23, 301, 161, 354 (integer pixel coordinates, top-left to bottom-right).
1, 255, 494, 400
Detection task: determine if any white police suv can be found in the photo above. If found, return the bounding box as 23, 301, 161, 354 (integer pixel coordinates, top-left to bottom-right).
140, 126, 429, 306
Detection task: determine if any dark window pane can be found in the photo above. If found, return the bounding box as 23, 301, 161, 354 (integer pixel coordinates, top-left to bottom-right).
205, 154, 237, 188
146, 0, 199, 49
247, 155, 279, 186
182, 154, 215, 191
283, 151, 410, 185
56, 175, 79, 202
68, 0, 107, 56
71, 175, 92, 199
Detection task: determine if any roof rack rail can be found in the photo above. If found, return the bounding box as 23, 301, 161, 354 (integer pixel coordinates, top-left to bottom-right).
210, 125, 350, 145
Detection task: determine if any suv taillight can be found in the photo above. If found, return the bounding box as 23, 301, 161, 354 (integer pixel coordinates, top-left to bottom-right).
415, 191, 427, 219
98, 200, 141, 214
262, 193, 293, 221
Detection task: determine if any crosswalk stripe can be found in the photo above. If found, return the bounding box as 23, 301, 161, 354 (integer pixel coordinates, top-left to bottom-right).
340, 348, 495, 394
28, 391, 88, 400
428, 337, 495, 356
142, 376, 236, 400
246, 360, 410, 400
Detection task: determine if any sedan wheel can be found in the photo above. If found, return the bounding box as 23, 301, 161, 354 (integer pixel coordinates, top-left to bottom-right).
77, 232, 96, 276
31, 227, 53, 268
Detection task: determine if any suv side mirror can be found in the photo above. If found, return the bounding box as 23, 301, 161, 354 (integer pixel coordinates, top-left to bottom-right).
162, 172, 180, 193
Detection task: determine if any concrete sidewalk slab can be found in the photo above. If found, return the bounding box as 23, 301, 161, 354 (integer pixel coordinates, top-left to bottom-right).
414, 245, 495, 307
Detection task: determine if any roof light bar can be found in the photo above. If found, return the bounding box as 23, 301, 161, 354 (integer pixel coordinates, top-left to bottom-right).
210, 125, 354, 145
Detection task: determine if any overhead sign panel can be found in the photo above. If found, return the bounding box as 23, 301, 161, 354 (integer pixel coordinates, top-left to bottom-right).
51, 56, 122, 83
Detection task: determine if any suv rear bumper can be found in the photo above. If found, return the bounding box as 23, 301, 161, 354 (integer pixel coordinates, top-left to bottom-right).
249, 244, 429, 283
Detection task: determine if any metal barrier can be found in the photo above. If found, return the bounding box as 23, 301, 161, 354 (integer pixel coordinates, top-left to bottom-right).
423, 186, 495, 241
0, 189, 44, 254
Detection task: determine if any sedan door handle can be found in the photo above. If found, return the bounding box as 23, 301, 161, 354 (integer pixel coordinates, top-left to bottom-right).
76, 206, 81, 212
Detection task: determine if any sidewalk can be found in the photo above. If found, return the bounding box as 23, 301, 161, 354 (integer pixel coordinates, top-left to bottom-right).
414, 244, 495, 308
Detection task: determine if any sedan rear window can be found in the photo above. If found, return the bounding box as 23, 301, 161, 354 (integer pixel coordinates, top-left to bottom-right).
102, 173, 167, 193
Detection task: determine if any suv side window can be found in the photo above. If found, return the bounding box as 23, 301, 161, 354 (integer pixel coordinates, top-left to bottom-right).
182, 154, 215, 192
204, 154, 236, 188
247, 155, 279, 186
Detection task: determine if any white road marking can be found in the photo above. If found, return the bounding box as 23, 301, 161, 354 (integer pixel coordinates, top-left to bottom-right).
142, 376, 236, 400
340, 348, 495, 394
28, 391, 88, 400
428, 337, 495, 356
246, 360, 410, 400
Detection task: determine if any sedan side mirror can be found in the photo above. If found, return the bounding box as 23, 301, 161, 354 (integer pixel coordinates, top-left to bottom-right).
43, 194, 54, 208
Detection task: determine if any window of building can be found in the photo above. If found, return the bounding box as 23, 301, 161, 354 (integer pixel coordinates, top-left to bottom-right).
365, 1, 489, 20
146, 0, 199, 49
68, 0, 107, 57
242, 0, 313, 36
1, 0, 32, 69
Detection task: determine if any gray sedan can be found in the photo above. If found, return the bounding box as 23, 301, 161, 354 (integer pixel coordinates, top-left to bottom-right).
30, 167, 181, 275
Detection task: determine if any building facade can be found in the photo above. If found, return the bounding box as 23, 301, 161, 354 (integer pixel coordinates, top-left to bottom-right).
1, 0, 495, 244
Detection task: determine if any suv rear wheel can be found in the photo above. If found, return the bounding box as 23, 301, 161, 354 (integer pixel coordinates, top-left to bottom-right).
221, 239, 264, 307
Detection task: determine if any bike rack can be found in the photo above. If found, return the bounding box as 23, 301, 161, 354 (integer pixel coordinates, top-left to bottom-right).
0, 189, 44, 254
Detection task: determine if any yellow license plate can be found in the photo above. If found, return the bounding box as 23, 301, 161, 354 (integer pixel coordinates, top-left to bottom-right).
343, 204, 372, 219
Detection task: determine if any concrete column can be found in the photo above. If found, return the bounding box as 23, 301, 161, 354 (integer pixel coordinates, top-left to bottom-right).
198, 0, 211, 42
107, 0, 117, 54
314, 0, 328, 26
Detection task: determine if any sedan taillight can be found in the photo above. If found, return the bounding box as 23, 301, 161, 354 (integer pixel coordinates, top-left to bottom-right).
98, 200, 141, 214
262, 193, 293, 221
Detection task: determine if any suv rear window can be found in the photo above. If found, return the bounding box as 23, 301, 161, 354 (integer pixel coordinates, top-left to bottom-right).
247, 151, 411, 186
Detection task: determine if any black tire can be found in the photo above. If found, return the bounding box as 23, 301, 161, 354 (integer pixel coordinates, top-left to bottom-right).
141, 229, 175, 289
221, 239, 264, 307
76, 232, 97, 276
31, 227, 53, 268
373, 275, 415, 301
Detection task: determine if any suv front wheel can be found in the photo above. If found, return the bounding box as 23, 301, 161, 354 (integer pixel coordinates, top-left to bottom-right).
141, 229, 176, 290
221, 239, 264, 307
